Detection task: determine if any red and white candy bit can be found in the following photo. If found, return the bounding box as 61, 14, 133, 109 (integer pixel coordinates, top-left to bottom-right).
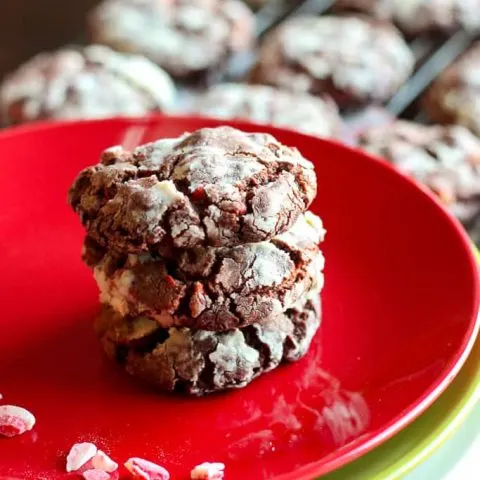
83, 469, 111, 480
0, 393, 3, 401
190, 462, 225, 480
0, 405, 36, 438
92, 450, 118, 473
124, 457, 170, 480
66, 442, 98, 472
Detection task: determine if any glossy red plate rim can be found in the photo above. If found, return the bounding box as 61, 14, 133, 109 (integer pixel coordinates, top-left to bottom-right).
1, 116, 479, 479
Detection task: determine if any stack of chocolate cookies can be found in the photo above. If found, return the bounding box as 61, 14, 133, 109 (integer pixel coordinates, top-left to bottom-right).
68, 126, 326, 395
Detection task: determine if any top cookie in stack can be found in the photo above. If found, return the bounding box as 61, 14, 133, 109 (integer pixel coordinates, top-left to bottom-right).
69, 126, 317, 251
68, 126, 325, 395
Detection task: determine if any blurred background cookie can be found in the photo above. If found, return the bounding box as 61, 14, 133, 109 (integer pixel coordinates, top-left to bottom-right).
424, 42, 480, 137
333, 0, 480, 36
69, 126, 318, 251
0, 44, 176, 125
87, 0, 255, 82
359, 120, 480, 226
188, 83, 341, 138
249, 15, 414, 108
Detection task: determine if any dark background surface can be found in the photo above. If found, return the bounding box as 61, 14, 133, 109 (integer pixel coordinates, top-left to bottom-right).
0, 0, 100, 78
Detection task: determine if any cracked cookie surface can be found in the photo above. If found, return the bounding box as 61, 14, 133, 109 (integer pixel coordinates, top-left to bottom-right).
0, 45, 176, 125
95, 297, 321, 395
85, 212, 325, 331
69, 126, 317, 251
359, 120, 480, 225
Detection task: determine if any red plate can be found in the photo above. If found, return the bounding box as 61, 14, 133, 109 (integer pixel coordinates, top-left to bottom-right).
0, 117, 478, 479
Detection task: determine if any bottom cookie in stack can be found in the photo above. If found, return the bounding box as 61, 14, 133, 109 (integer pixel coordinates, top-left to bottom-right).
95, 297, 321, 396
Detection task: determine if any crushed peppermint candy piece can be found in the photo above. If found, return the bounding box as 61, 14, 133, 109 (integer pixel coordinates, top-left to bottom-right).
0, 405, 36, 437
190, 462, 225, 480
0, 393, 3, 401
66, 442, 98, 472
92, 450, 118, 473
124, 457, 170, 480
83, 469, 111, 480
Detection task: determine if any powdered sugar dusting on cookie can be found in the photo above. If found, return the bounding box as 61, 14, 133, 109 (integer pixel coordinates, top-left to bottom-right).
249, 243, 293, 287
96, 298, 322, 395
209, 331, 260, 385
86, 208, 324, 331
69, 126, 316, 249
173, 147, 265, 191
276, 211, 326, 247
135, 135, 187, 165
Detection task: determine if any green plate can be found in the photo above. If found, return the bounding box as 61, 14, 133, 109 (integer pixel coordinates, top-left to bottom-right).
321, 249, 480, 480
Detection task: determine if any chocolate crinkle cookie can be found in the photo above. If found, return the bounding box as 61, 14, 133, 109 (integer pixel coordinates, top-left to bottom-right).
424, 42, 480, 137
0, 45, 176, 125
95, 297, 321, 395
87, 0, 255, 81
249, 15, 414, 108
333, 0, 480, 36
84, 212, 325, 331
68, 126, 317, 251
189, 83, 342, 138
359, 120, 480, 225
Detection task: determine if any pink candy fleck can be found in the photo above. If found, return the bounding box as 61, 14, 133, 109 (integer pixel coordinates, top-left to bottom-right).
190, 462, 225, 480
83, 469, 111, 480
124, 457, 170, 480
92, 450, 119, 473
66, 442, 98, 472
0, 405, 36, 438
